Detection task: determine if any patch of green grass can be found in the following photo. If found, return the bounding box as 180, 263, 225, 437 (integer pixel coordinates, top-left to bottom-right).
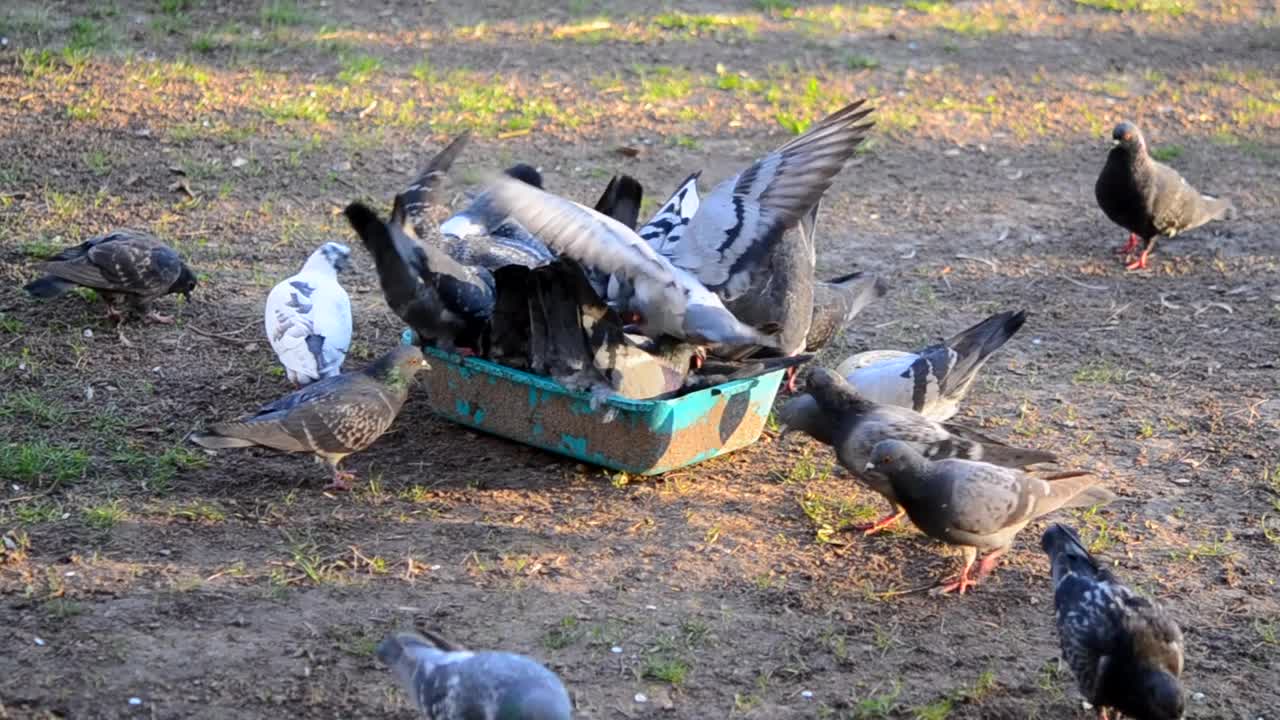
845, 53, 881, 70
906, 0, 949, 12
14, 500, 63, 525
43, 598, 83, 618
914, 697, 953, 720
66, 101, 101, 122
260, 96, 329, 124
543, 616, 581, 650
636, 65, 693, 103
1256, 619, 1278, 645
652, 12, 759, 36
1150, 144, 1184, 162
111, 444, 208, 493
83, 150, 113, 176
168, 501, 226, 524
753, 0, 796, 15
17, 48, 59, 77
338, 54, 382, 84
1072, 361, 1126, 385
798, 491, 877, 544
1074, 0, 1194, 14
642, 655, 689, 685
853, 683, 901, 718
260, 0, 306, 27
83, 500, 127, 530
0, 442, 88, 487
776, 109, 811, 135
68, 16, 116, 51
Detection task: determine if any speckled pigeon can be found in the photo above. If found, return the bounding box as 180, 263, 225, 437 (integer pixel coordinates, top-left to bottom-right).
1042, 523, 1186, 720
437, 163, 556, 270
483, 174, 780, 349
377, 630, 571, 720
864, 440, 1115, 594
264, 242, 352, 386
835, 310, 1026, 421
778, 367, 1056, 536
804, 270, 889, 352
1095, 121, 1233, 270
189, 345, 429, 491
24, 229, 197, 328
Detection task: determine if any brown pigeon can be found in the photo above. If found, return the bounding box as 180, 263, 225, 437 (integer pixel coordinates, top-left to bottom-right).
190, 345, 429, 490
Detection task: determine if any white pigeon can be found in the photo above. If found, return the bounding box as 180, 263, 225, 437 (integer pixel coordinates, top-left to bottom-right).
264, 242, 353, 385
485, 175, 779, 348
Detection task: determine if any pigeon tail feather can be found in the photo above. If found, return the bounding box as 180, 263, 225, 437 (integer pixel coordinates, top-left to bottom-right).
24, 275, 76, 298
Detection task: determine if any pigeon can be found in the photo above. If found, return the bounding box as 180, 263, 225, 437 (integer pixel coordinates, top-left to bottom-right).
189, 345, 429, 491
393, 131, 472, 239
805, 270, 890, 352
1042, 524, 1186, 720
864, 439, 1115, 594
483, 174, 781, 349
377, 630, 572, 720
438, 163, 556, 271
605, 171, 702, 314
264, 242, 353, 385
1095, 121, 1233, 270
778, 367, 1057, 536
24, 229, 197, 332
835, 310, 1027, 421
346, 199, 495, 354
586, 174, 645, 299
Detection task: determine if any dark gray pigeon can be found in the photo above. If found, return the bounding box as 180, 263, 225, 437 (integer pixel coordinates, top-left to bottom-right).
347, 201, 495, 354
835, 310, 1027, 421
24, 229, 197, 332
864, 439, 1115, 594
778, 367, 1056, 536
393, 131, 471, 237
586, 174, 644, 299
484, 174, 780, 349
189, 345, 429, 491
377, 630, 572, 720
1095, 121, 1233, 270
1042, 524, 1186, 720
438, 163, 556, 270
804, 270, 889, 353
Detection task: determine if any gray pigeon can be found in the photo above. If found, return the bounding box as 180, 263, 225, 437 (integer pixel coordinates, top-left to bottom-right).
1095, 121, 1233, 270
24, 229, 197, 331
804, 270, 889, 353
1042, 524, 1186, 720
377, 630, 571, 720
864, 439, 1115, 594
778, 367, 1056, 536
835, 310, 1026, 421
483, 174, 780, 349
189, 345, 429, 491
605, 172, 702, 313
437, 163, 556, 271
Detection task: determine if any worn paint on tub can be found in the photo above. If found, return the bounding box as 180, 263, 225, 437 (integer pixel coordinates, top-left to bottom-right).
401, 330, 783, 475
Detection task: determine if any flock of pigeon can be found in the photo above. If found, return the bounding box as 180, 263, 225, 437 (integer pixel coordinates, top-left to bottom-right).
19, 100, 1231, 718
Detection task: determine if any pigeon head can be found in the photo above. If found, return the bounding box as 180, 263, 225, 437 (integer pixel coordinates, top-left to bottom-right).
169, 265, 198, 300
1121, 669, 1185, 720
366, 345, 431, 385
504, 163, 544, 189
316, 241, 352, 273
775, 393, 832, 445
1112, 121, 1145, 153
864, 439, 925, 476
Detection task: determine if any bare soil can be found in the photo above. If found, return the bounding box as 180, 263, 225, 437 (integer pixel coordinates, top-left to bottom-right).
1, 2, 1278, 719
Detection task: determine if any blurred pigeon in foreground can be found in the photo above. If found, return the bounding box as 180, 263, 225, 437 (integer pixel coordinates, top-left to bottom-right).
24, 229, 197, 341
865, 440, 1114, 594
1042, 524, 1185, 720
377, 630, 572, 720
484, 174, 780, 349
835, 310, 1026, 421
779, 367, 1056, 535
1095, 121, 1232, 270
438, 163, 556, 270
189, 345, 429, 491
804, 270, 889, 352
264, 242, 352, 385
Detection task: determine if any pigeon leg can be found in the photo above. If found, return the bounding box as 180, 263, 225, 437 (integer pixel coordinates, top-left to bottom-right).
973, 546, 1008, 580
146, 310, 176, 324
1125, 237, 1156, 271
1114, 233, 1140, 256
936, 547, 978, 595
1096, 708, 1109, 720
854, 506, 906, 536
324, 469, 356, 492
784, 366, 800, 393
116, 326, 135, 348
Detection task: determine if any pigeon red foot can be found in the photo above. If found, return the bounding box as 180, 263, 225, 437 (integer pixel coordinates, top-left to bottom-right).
1115, 233, 1140, 256
937, 547, 1007, 595
325, 469, 356, 492
783, 366, 800, 393
1125, 248, 1152, 271
854, 508, 905, 536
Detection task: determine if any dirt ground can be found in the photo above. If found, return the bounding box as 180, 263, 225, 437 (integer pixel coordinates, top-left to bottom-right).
1, 1, 1278, 718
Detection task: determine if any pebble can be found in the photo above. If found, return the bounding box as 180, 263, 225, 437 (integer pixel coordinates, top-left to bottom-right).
634, 693, 647, 704
801, 690, 813, 699
128, 698, 142, 706
83, 328, 93, 338
231, 157, 248, 168
34, 637, 46, 646
1192, 692, 1205, 702
610, 646, 622, 654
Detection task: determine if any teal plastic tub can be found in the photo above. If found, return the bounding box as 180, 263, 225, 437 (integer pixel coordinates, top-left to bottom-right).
402, 330, 784, 475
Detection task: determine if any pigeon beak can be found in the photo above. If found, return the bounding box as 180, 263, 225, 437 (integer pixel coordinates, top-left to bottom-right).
863, 460, 876, 472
